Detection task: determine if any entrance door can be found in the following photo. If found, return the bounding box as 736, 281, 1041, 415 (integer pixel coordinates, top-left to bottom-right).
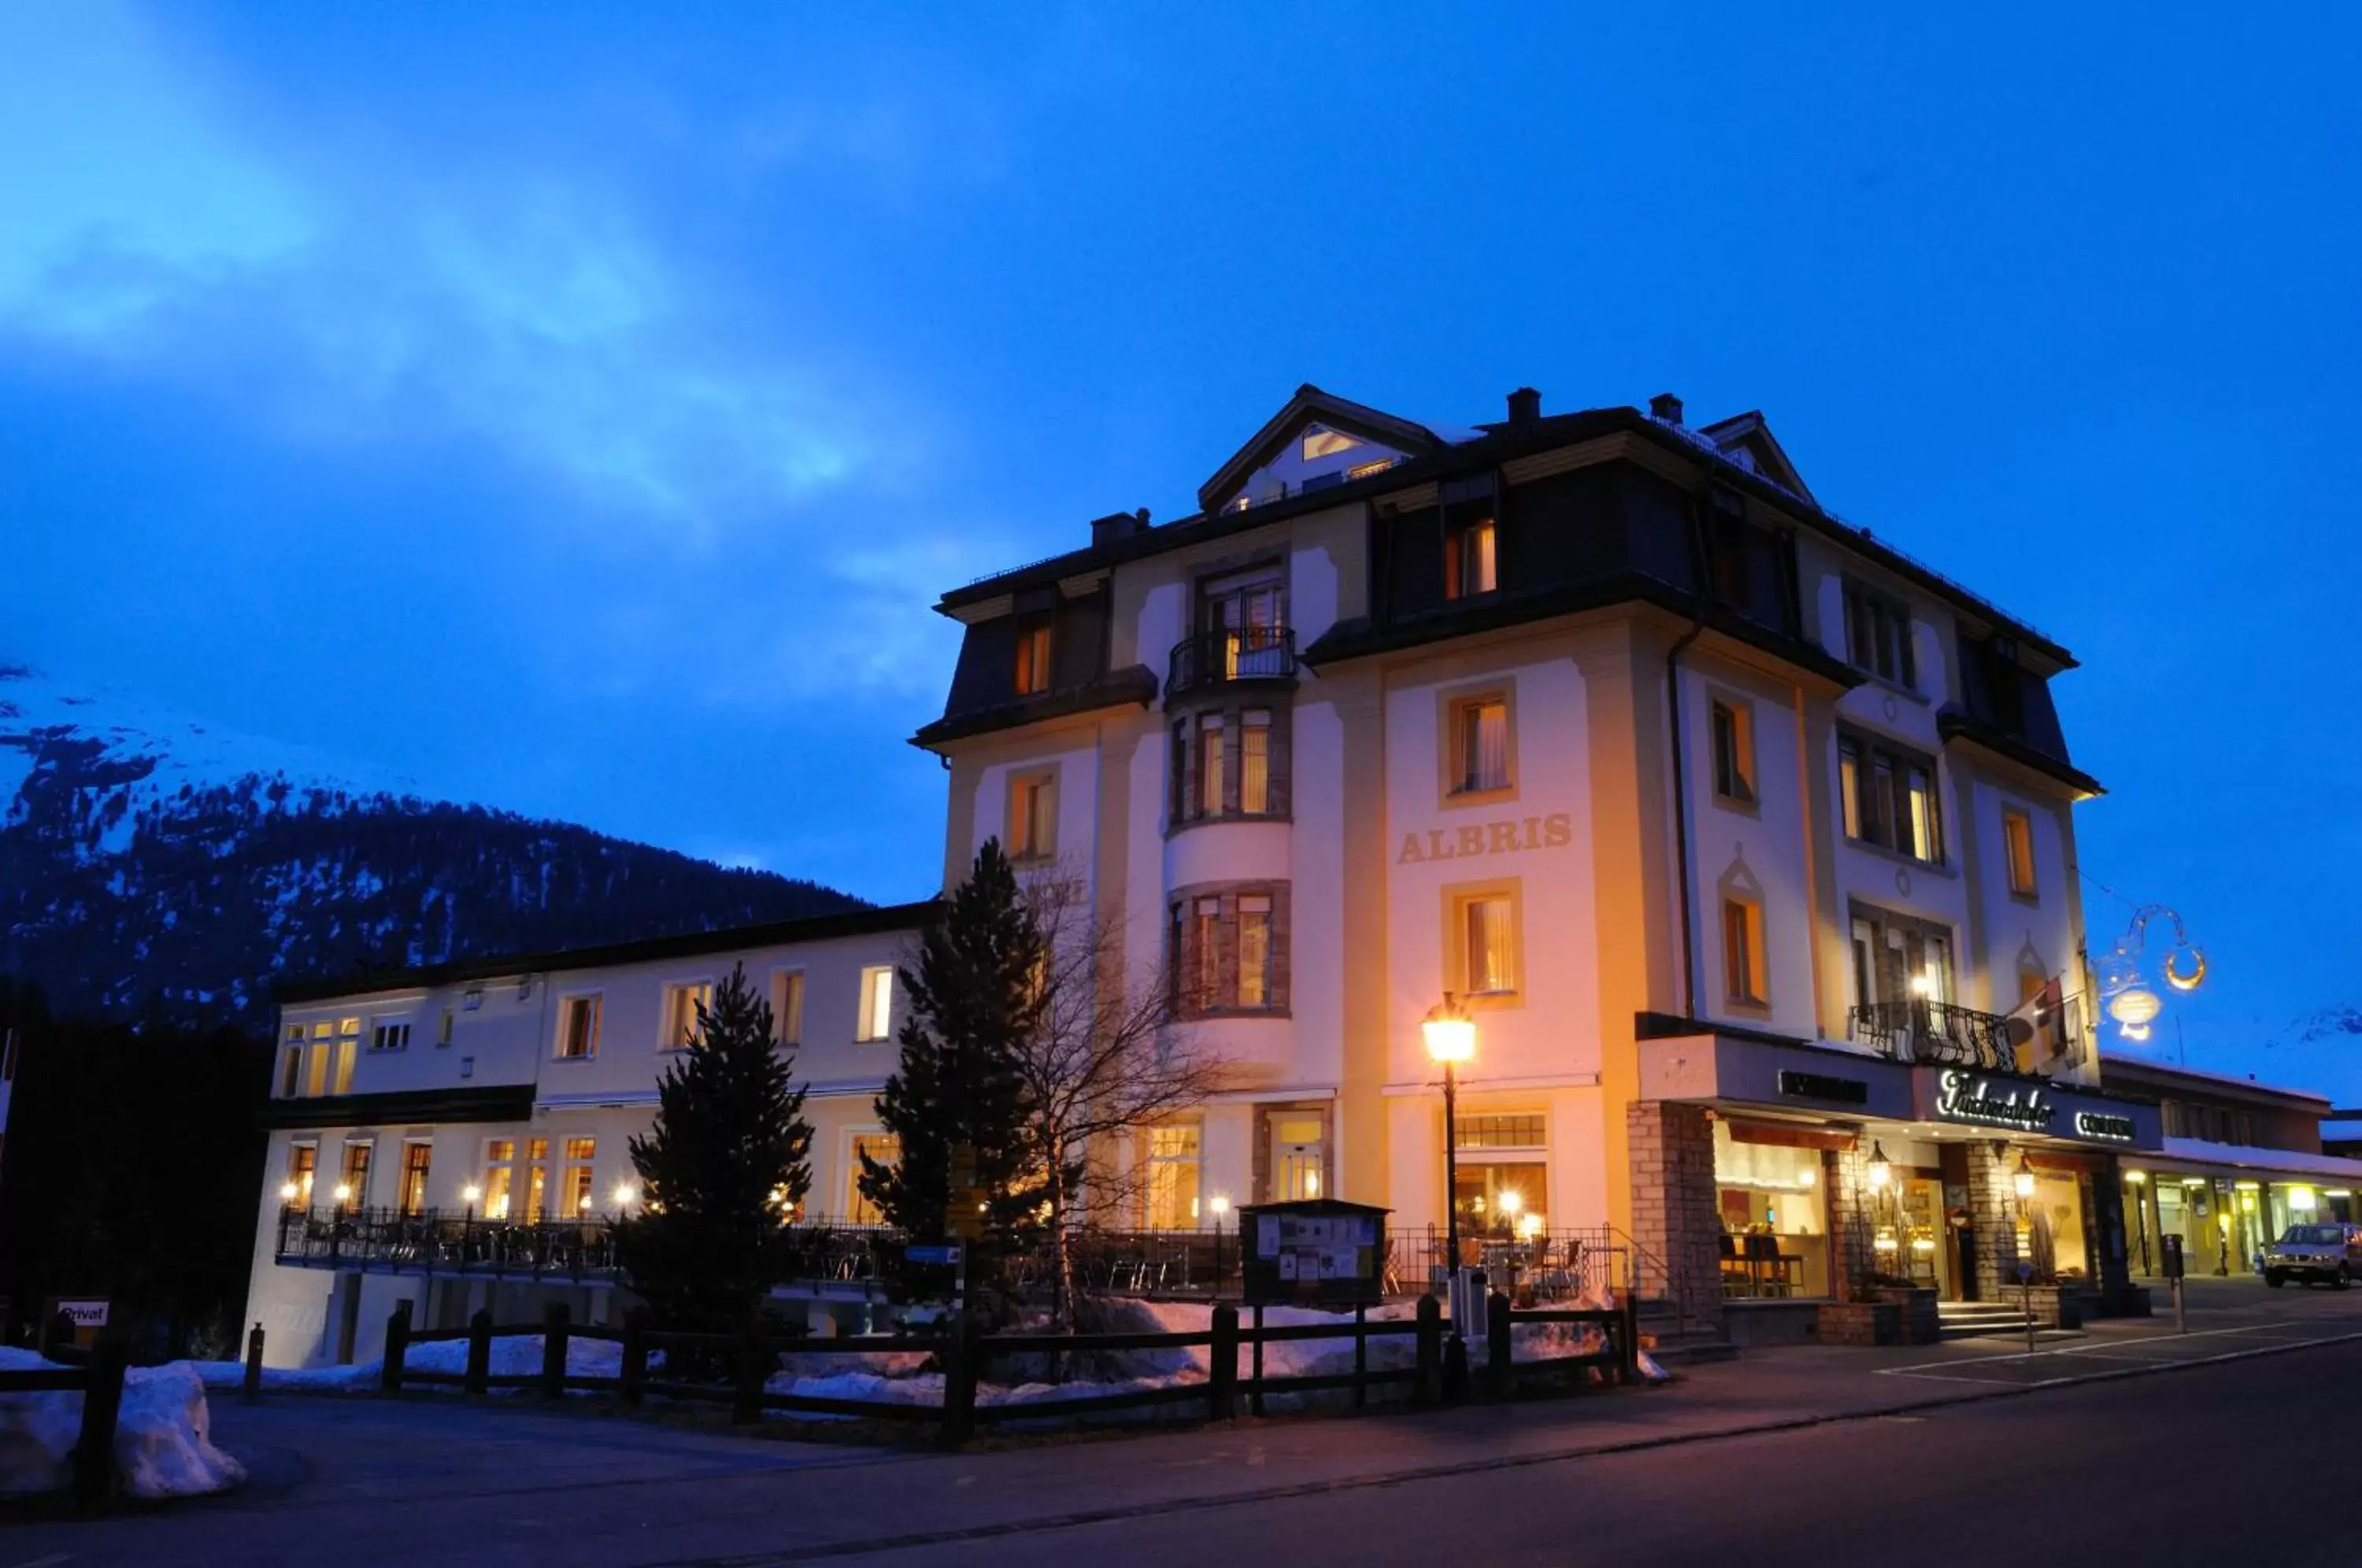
1270, 1114, 1326, 1200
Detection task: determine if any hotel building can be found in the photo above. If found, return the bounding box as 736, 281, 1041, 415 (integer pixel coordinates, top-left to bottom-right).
920, 383, 2163, 1337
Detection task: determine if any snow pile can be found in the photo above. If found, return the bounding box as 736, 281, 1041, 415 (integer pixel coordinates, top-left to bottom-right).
189, 1333, 628, 1396
0, 1349, 244, 1500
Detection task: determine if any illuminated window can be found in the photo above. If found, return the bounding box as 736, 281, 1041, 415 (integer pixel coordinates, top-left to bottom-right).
1190, 897, 1222, 1010
524, 1137, 549, 1222
1710, 698, 1757, 806
1444, 517, 1498, 599
1237, 895, 1274, 1008
1453, 1114, 1547, 1234
1198, 712, 1226, 816
771, 970, 805, 1047
398, 1141, 433, 1216
286, 1143, 317, 1207
1449, 696, 1512, 797
1144, 1122, 1204, 1229
1007, 768, 1057, 862
1240, 711, 1272, 815
557, 994, 601, 1059
1454, 889, 1520, 998
1722, 897, 1768, 1006
1013, 619, 1053, 695
1301, 424, 1363, 461
659, 982, 713, 1051
857, 967, 896, 1042
562, 1137, 597, 1217
850, 1131, 901, 1223
1838, 730, 1942, 865
1346, 457, 1397, 482
482, 1139, 515, 1219
2003, 808, 2038, 898
339, 1141, 372, 1211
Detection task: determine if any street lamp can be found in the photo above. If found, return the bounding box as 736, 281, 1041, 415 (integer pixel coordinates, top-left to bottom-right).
2013, 1155, 2037, 1202
2123, 1170, 2151, 1274
1209, 1194, 1231, 1297
1423, 993, 1476, 1399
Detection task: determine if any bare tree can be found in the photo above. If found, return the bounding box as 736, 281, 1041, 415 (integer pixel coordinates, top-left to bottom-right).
1009, 869, 1231, 1330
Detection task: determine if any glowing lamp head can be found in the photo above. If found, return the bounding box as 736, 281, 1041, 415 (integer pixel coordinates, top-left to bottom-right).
2108, 986, 2163, 1041
2013, 1156, 2037, 1201
1515, 1211, 1542, 1240
1209, 1194, 1231, 1217
1866, 1141, 1892, 1190
279, 1182, 300, 1203
332, 1183, 354, 1204
1908, 973, 1935, 999
613, 1183, 638, 1207
2123, 1169, 2147, 1185
1498, 1189, 1523, 1217
2291, 1185, 2316, 1213
1422, 995, 1476, 1065
461, 1183, 482, 1204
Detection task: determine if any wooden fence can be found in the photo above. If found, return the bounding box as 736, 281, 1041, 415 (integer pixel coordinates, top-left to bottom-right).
0, 1315, 131, 1503
374, 1292, 1641, 1445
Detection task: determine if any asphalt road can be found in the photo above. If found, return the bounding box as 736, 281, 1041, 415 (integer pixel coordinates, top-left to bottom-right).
826, 1339, 2359, 1568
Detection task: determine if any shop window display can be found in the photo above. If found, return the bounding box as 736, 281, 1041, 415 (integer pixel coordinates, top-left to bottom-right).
1712, 1122, 1830, 1297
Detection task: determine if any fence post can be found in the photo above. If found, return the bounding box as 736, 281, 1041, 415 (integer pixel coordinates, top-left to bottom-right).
41, 1307, 75, 1362
1353, 1304, 1368, 1411
1620, 1292, 1642, 1385
1415, 1293, 1442, 1407
1486, 1290, 1513, 1400
72, 1329, 128, 1506
731, 1318, 768, 1426
465, 1307, 493, 1396
242, 1322, 265, 1405
540, 1301, 571, 1400
383, 1300, 413, 1394
939, 1314, 978, 1448
1208, 1303, 1238, 1422
619, 1307, 649, 1410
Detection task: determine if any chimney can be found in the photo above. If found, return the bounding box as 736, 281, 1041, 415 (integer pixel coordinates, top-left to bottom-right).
1090, 508, 1149, 549
1649, 391, 1684, 426
1506, 386, 1542, 426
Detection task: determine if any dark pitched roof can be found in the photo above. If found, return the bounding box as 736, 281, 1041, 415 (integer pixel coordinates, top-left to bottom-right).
938, 401, 2074, 670
1194, 383, 1452, 514
275, 900, 941, 1005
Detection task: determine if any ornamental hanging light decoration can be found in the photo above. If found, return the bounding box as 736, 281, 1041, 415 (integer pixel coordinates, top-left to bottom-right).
2097, 904, 2207, 1042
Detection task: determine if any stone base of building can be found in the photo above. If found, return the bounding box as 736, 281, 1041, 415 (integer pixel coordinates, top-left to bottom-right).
1993, 1281, 2087, 1329
1817, 1286, 1940, 1346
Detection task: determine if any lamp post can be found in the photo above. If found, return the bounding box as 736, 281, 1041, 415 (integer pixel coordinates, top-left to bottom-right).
1865, 1141, 1894, 1284
2123, 1169, 2151, 1275
1423, 993, 1476, 1400
1209, 1194, 1231, 1299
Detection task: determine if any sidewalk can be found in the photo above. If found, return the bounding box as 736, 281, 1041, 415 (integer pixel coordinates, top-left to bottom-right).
10, 1280, 2360, 1566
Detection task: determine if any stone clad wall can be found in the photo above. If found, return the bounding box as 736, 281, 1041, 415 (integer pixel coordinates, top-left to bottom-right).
1627, 1101, 1723, 1329
1828, 1139, 1876, 1297
1963, 1140, 2025, 1299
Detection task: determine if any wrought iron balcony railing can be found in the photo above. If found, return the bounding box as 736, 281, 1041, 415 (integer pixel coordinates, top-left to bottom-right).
272, 1207, 622, 1279
1847, 999, 2026, 1075
1167, 626, 1296, 697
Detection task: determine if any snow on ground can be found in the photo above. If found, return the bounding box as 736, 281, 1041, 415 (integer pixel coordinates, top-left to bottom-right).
0, 1348, 244, 1500
188, 1333, 627, 1395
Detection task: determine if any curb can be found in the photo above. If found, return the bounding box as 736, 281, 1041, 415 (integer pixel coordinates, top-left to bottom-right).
667, 1327, 2362, 1566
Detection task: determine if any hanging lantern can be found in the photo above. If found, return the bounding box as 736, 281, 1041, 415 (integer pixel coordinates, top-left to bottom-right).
2108, 986, 2163, 1041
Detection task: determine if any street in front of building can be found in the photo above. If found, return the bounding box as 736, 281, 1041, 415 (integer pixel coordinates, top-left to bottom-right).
10, 1278, 2357, 1566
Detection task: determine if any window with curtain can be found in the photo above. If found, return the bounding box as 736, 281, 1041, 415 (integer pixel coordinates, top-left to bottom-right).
482, 1138, 515, 1219
857, 967, 895, 1041
1445, 517, 1497, 599
286, 1143, 317, 1207
524, 1137, 549, 1222
1844, 582, 1916, 689
1237, 895, 1273, 1008
1198, 712, 1226, 816
1143, 1123, 1203, 1229
2003, 808, 2038, 897
1008, 769, 1057, 860
1838, 730, 1943, 864
1453, 697, 1510, 796
1013, 618, 1053, 695
771, 971, 805, 1046
850, 1132, 901, 1222
1461, 894, 1517, 997
1722, 899, 1766, 1005
562, 1137, 597, 1218
661, 982, 713, 1050
1240, 711, 1272, 814
339, 1141, 372, 1211
1710, 698, 1756, 805
557, 994, 601, 1058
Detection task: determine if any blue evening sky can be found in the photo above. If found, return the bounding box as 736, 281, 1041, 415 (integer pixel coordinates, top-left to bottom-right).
5, 5, 2356, 1085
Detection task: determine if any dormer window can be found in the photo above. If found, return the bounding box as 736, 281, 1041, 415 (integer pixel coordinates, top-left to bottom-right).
1301, 424, 1363, 461
1014, 618, 1053, 696
1445, 516, 1497, 599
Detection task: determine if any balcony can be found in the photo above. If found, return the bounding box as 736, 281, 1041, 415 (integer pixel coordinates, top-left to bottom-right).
272, 1207, 620, 1281
1847, 1000, 2029, 1077
1168, 626, 1297, 697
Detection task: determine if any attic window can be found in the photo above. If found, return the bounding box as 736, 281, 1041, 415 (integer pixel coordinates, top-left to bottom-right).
1301, 425, 1363, 461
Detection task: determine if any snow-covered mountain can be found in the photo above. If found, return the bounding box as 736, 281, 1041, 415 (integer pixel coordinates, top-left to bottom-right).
0, 663, 864, 1026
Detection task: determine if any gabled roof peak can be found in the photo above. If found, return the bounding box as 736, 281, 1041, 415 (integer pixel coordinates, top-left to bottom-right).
1196, 385, 1451, 514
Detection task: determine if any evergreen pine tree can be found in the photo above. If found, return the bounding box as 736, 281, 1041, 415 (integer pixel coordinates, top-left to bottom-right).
615, 963, 812, 1328
861, 841, 1042, 1248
